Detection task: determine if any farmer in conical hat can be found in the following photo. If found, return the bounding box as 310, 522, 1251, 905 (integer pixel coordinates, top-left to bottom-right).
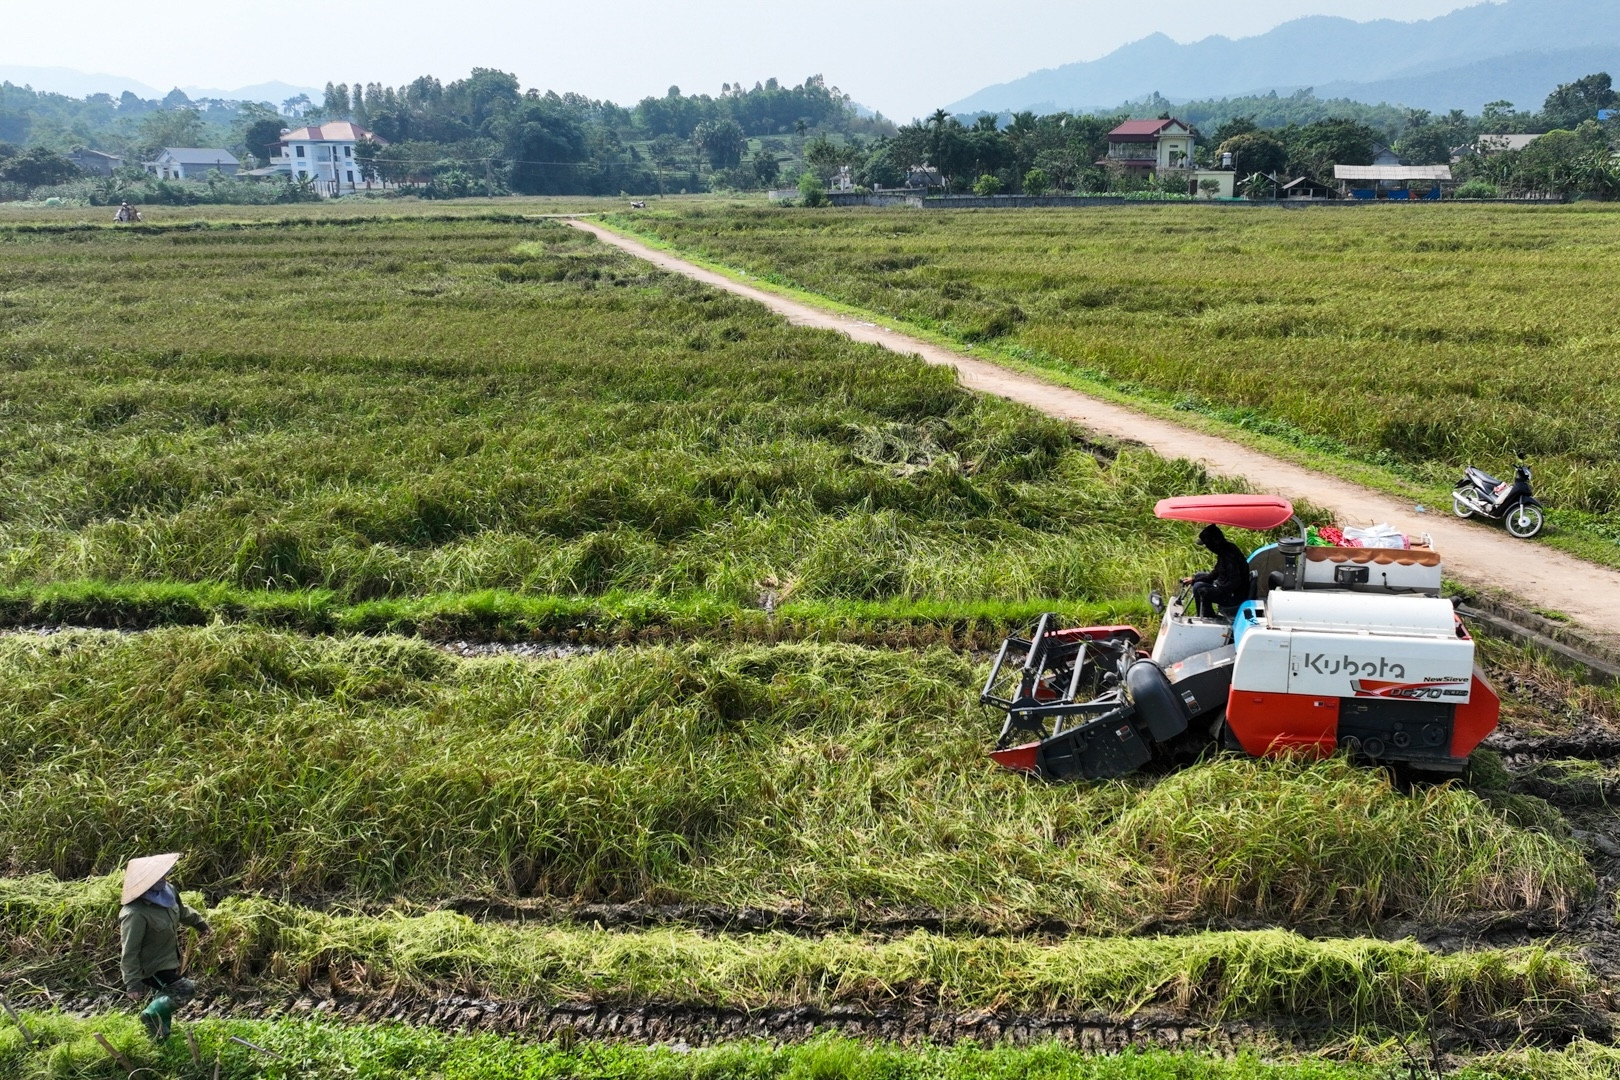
120, 852, 210, 1041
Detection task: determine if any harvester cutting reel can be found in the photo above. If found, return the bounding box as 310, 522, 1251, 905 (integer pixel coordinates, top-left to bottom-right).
982, 612, 1229, 781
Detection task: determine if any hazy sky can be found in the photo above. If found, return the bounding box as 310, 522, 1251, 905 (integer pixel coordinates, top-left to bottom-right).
8, 0, 1484, 119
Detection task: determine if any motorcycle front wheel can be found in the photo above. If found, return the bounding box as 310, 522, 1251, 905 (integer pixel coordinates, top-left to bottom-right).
1452, 491, 1476, 519
1505, 503, 1544, 539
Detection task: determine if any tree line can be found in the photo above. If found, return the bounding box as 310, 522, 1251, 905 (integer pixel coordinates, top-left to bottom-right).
0, 70, 888, 200
827, 72, 1620, 199
3, 68, 1618, 201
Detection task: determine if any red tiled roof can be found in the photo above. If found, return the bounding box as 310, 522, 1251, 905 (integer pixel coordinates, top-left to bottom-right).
280, 121, 385, 145
1107, 118, 1189, 138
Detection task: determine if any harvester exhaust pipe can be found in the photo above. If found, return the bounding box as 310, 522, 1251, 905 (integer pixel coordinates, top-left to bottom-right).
1270, 515, 1309, 591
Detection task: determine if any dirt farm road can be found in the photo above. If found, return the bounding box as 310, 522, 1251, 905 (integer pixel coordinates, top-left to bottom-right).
568, 218, 1620, 655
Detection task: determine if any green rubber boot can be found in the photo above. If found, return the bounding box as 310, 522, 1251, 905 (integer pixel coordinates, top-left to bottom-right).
139, 995, 175, 1041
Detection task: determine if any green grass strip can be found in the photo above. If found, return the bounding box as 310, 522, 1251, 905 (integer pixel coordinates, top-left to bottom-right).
7, 1013, 1620, 1080
10, 1014, 1602, 1080
1, 875, 1594, 1028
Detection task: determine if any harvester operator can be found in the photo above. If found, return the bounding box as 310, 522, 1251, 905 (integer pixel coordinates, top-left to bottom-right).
119, 852, 210, 1041
1182, 524, 1248, 618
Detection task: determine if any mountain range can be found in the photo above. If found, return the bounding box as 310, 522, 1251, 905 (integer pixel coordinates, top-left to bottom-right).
0, 64, 320, 105
947, 0, 1620, 116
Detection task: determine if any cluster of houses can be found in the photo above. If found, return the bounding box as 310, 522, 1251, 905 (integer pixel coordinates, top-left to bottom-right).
1098, 117, 1449, 199
77, 113, 1541, 200
876, 118, 1541, 200
1098, 118, 1543, 199
71, 122, 389, 195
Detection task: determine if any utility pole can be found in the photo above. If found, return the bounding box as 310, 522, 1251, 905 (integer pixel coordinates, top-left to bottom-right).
485, 158, 495, 198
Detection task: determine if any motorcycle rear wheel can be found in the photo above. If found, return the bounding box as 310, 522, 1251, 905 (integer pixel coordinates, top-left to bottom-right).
1452, 491, 1476, 519
1505, 503, 1544, 539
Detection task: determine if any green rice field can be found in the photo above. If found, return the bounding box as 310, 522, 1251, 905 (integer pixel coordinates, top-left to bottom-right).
0, 207, 1615, 1075
610, 203, 1620, 559
0, 214, 1200, 619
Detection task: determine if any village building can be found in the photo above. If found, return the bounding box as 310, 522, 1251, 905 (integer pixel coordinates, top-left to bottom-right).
1473, 133, 1542, 155
266, 121, 385, 193
1193, 168, 1236, 198
1099, 118, 1196, 175
1282, 176, 1337, 199
70, 148, 123, 176
143, 148, 240, 180
1334, 164, 1453, 199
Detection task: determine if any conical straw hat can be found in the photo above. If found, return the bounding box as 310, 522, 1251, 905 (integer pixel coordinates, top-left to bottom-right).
122, 853, 180, 905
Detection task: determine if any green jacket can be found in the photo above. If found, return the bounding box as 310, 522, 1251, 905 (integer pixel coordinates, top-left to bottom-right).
119, 895, 210, 991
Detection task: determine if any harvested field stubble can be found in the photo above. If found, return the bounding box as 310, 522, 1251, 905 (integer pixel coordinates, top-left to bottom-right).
612, 205, 1620, 529
0, 629, 1590, 928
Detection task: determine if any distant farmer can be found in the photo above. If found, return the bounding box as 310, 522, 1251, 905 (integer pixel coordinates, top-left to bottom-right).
1182, 524, 1249, 618
120, 852, 210, 1041
113, 202, 141, 223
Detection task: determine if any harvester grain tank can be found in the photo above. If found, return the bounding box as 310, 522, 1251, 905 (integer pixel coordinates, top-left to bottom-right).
982, 495, 1499, 780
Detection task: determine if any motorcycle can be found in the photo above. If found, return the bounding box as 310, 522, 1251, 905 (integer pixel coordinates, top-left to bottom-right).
1453, 453, 1543, 538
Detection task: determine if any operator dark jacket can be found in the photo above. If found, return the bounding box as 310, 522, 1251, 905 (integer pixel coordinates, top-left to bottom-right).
1192, 536, 1249, 596
119, 896, 209, 991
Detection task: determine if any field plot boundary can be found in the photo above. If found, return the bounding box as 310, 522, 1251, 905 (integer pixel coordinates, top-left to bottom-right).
567, 216, 1620, 659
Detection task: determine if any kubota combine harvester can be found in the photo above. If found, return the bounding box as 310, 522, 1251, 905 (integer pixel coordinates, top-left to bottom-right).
983, 495, 1500, 780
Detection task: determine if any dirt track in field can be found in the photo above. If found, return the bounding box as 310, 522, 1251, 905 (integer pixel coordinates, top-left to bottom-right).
567, 218, 1620, 658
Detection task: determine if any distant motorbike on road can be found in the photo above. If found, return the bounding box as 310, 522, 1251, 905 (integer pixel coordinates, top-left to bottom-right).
1453, 453, 1543, 538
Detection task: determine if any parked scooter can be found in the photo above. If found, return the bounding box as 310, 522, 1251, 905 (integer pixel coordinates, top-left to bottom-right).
1453, 453, 1543, 538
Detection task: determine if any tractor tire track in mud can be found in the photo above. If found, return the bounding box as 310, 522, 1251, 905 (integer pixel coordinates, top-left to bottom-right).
17, 988, 1610, 1056
1484, 730, 1620, 763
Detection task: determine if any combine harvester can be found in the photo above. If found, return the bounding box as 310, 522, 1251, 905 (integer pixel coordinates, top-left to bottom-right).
982, 495, 1499, 780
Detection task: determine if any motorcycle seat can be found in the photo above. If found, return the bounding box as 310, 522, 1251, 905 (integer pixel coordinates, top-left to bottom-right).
1467, 468, 1502, 488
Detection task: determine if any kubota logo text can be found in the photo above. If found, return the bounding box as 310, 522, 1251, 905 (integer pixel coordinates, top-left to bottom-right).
1299, 653, 1405, 678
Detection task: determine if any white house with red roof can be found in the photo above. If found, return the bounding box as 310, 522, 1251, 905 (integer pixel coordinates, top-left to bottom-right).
1099, 118, 1196, 174
266, 121, 386, 193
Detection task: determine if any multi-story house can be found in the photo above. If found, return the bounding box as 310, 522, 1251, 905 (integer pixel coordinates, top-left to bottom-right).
1099, 118, 1196, 176
271, 122, 385, 193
